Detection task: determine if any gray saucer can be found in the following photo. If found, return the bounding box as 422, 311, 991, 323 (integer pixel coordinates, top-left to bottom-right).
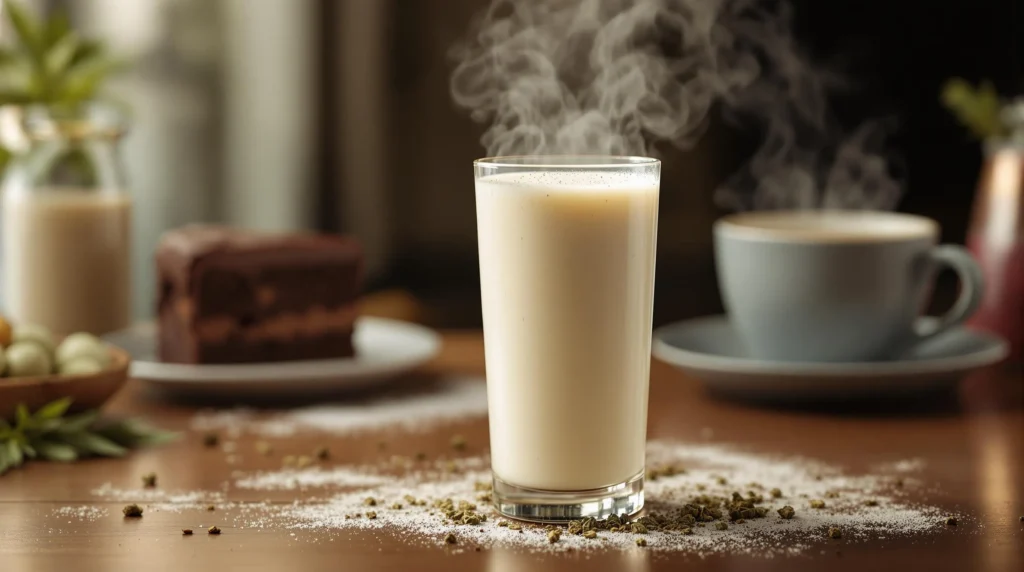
652, 315, 1009, 401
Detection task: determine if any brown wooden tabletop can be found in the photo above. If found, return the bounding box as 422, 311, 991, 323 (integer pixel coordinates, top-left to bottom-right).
1, 332, 1022, 572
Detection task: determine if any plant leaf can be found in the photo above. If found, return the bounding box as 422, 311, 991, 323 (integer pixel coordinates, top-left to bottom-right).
3, 0, 44, 62
15, 404, 31, 430
940, 78, 1006, 139
6, 439, 23, 466
32, 440, 78, 462
67, 39, 104, 69
33, 398, 73, 422
54, 410, 100, 434
44, 8, 70, 49
45, 32, 79, 80
0, 443, 11, 474
58, 432, 127, 457
56, 56, 122, 103
96, 419, 179, 448
20, 441, 36, 458
0, 46, 18, 67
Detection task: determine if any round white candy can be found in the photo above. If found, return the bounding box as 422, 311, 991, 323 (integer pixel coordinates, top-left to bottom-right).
56, 332, 110, 368
12, 324, 57, 356
58, 357, 103, 376
6, 342, 53, 377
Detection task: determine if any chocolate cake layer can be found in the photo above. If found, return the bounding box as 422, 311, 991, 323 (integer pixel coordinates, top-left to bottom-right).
156, 225, 363, 364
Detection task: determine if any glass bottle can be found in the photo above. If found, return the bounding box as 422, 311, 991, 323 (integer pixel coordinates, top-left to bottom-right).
966, 99, 1024, 363
0, 103, 133, 335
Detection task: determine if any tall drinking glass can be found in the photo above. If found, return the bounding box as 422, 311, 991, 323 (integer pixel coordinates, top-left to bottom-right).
474, 156, 660, 521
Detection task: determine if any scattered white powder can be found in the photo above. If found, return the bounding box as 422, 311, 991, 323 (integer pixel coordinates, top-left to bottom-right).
260, 440, 948, 557
875, 458, 926, 474
90, 483, 225, 513
79, 438, 949, 557
190, 377, 488, 437
235, 468, 392, 491
52, 505, 108, 521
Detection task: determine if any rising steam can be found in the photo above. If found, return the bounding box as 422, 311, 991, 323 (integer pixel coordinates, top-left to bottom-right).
450, 0, 901, 211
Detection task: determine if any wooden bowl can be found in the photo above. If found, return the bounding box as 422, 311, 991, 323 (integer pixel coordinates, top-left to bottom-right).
0, 346, 130, 421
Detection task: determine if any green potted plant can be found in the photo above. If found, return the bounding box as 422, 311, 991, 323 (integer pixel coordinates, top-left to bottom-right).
0, 0, 121, 174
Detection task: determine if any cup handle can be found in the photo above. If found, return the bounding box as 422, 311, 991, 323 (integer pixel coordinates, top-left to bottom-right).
912, 244, 984, 341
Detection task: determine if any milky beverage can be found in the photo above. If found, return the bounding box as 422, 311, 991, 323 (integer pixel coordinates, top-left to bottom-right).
2, 188, 132, 334
476, 170, 659, 491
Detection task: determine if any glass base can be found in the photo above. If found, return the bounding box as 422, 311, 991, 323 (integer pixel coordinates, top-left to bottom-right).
492, 471, 644, 523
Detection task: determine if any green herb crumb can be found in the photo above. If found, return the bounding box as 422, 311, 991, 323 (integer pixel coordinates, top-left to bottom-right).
635, 538, 647, 547
777, 506, 796, 519
451, 435, 467, 451
141, 473, 157, 488
828, 526, 842, 539
122, 504, 143, 518
208, 526, 221, 535
810, 499, 826, 509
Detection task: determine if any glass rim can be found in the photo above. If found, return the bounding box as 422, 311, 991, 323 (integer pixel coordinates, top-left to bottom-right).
474, 155, 659, 169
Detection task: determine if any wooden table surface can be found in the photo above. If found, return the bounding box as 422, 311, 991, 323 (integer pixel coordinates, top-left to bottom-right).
1, 332, 1022, 572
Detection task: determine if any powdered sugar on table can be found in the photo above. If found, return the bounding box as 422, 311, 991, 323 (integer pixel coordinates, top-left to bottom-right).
190, 377, 488, 437
222, 440, 948, 556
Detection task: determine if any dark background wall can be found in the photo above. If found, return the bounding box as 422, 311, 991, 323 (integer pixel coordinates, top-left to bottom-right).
321, 0, 1023, 328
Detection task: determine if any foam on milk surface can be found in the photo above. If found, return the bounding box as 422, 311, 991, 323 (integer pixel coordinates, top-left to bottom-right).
479, 170, 659, 191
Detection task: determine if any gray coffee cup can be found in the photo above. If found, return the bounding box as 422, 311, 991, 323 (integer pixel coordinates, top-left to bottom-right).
713, 210, 984, 362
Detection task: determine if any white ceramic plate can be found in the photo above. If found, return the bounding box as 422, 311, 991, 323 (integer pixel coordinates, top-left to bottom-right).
103, 317, 442, 399
652, 315, 1009, 402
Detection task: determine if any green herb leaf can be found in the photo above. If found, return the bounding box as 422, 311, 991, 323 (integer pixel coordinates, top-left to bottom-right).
33, 440, 78, 462
0, 46, 18, 67
19, 441, 36, 459
58, 432, 127, 457
0, 444, 11, 474
44, 32, 79, 81
3, 1, 43, 60
33, 397, 73, 421
67, 39, 104, 69
941, 78, 1006, 140
6, 439, 23, 466
96, 419, 178, 448
1, 400, 176, 476
56, 56, 121, 102
44, 8, 70, 49
15, 404, 31, 430
54, 410, 99, 434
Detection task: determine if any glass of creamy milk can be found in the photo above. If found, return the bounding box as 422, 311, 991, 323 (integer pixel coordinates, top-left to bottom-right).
1, 103, 132, 335
475, 156, 660, 521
